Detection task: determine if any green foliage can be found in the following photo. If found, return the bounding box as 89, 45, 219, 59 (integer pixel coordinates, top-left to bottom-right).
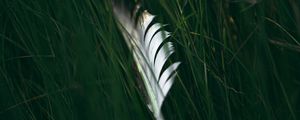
1, 0, 299, 119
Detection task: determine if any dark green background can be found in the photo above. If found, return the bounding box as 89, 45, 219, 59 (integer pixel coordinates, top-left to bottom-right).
1, 0, 300, 119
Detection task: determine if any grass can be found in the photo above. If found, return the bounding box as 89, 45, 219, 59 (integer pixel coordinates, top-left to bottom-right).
1, 0, 300, 119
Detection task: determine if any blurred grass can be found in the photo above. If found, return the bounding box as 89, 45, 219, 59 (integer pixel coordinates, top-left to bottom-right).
1, 0, 300, 120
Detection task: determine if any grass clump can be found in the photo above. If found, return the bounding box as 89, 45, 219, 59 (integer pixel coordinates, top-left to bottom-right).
1, 0, 300, 120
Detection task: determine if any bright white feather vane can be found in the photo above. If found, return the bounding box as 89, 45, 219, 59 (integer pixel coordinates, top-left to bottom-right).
113, 4, 180, 120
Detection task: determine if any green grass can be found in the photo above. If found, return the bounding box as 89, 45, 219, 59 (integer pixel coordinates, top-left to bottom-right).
1, 0, 300, 119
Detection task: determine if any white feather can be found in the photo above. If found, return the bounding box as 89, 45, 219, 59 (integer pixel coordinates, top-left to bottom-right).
113, 5, 180, 120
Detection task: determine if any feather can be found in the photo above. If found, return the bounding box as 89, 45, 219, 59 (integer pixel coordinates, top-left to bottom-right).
112, 2, 180, 120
